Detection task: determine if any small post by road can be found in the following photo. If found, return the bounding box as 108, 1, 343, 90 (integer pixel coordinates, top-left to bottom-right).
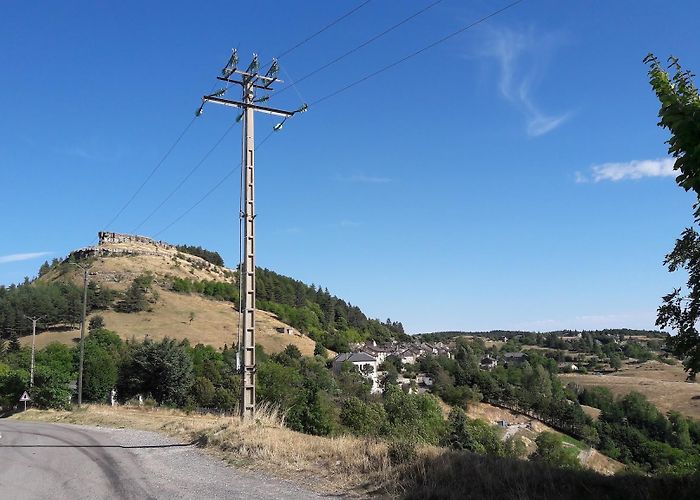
20, 391, 30, 411
24, 315, 42, 388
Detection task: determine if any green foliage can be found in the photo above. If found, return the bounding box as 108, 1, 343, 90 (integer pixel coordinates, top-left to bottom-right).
118, 338, 193, 406
88, 315, 105, 331
81, 330, 122, 402
646, 55, 700, 378
623, 342, 654, 362
382, 384, 446, 445
82, 343, 118, 402
114, 274, 152, 313
388, 440, 418, 465
340, 397, 387, 436
444, 408, 504, 456
532, 432, 581, 469
0, 363, 28, 409
175, 245, 224, 266
171, 278, 239, 303
313, 342, 327, 358
32, 366, 72, 410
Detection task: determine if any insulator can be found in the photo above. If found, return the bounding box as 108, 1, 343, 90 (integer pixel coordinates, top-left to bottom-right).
221, 48, 238, 77
255, 96, 270, 103
266, 59, 279, 79
273, 121, 284, 132
247, 53, 259, 74
210, 88, 227, 98
195, 104, 204, 117
236, 112, 244, 123
295, 103, 308, 114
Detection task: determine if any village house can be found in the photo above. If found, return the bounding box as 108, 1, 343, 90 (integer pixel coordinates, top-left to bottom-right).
480, 356, 498, 370
503, 352, 529, 367
558, 362, 579, 372
332, 352, 381, 393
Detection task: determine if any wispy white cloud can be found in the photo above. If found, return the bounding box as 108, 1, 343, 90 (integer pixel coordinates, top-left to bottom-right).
0, 251, 52, 264
478, 27, 570, 137
576, 158, 676, 183
336, 173, 392, 184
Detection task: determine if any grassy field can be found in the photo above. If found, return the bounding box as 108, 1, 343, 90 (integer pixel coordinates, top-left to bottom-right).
561, 360, 700, 419
12, 405, 697, 500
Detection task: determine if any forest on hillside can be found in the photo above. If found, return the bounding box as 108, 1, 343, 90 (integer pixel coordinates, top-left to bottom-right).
0, 253, 407, 353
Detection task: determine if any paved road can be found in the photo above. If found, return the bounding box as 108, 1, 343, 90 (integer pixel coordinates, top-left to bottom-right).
0, 420, 322, 500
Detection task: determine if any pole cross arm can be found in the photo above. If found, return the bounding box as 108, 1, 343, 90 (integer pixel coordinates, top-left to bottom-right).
216, 76, 277, 92
202, 96, 295, 118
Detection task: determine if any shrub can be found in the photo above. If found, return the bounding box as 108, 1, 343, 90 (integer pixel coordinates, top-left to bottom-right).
388, 440, 418, 465
531, 432, 581, 469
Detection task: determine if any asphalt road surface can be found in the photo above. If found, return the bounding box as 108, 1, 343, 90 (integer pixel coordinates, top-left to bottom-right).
0, 420, 322, 500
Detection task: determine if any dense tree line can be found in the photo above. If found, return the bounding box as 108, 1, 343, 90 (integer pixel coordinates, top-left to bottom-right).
171, 269, 408, 352
415, 339, 595, 440
175, 245, 224, 267
576, 386, 700, 474
256, 268, 407, 351
419, 329, 666, 342
0, 278, 116, 344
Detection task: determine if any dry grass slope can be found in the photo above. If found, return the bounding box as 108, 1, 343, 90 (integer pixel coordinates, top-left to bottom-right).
561, 360, 700, 419
28, 246, 320, 356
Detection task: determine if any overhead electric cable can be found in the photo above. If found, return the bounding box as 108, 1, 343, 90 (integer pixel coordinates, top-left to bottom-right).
153, 131, 275, 238
131, 122, 238, 234
272, 0, 447, 98
310, 0, 525, 107
271, 0, 374, 62
100, 116, 197, 234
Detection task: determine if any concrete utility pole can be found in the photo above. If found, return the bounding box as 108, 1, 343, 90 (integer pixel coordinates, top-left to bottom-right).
25, 315, 42, 388
200, 51, 296, 419
72, 262, 90, 407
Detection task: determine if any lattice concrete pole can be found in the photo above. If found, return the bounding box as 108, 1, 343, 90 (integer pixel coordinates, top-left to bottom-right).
241, 75, 256, 419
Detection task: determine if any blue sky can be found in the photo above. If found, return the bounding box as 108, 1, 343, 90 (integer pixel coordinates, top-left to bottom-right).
2, 0, 699, 333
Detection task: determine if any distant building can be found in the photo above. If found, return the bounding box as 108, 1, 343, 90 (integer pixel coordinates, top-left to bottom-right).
480, 356, 498, 371
558, 362, 579, 372
416, 373, 434, 387
503, 352, 528, 367
333, 352, 380, 393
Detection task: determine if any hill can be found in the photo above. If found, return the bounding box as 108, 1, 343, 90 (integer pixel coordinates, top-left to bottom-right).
34, 233, 317, 355
3, 232, 406, 356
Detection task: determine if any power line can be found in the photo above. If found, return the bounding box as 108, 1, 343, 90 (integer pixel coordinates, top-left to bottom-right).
131, 122, 237, 233
272, 0, 446, 98
153, 131, 275, 238
101, 116, 197, 233
132, 7, 372, 236
152, 1, 525, 236
310, 0, 525, 107
271, 0, 374, 62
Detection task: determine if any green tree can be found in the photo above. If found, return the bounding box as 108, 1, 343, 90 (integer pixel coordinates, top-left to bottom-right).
88, 315, 105, 332
82, 342, 118, 402
340, 397, 387, 436
118, 338, 193, 406
531, 432, 581, 469
114, 275, 152, 313
645, 55, 700, 377
313, 342, 327, 358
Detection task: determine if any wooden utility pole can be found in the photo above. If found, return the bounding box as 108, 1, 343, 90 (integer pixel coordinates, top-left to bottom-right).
200, 51, 296, 419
